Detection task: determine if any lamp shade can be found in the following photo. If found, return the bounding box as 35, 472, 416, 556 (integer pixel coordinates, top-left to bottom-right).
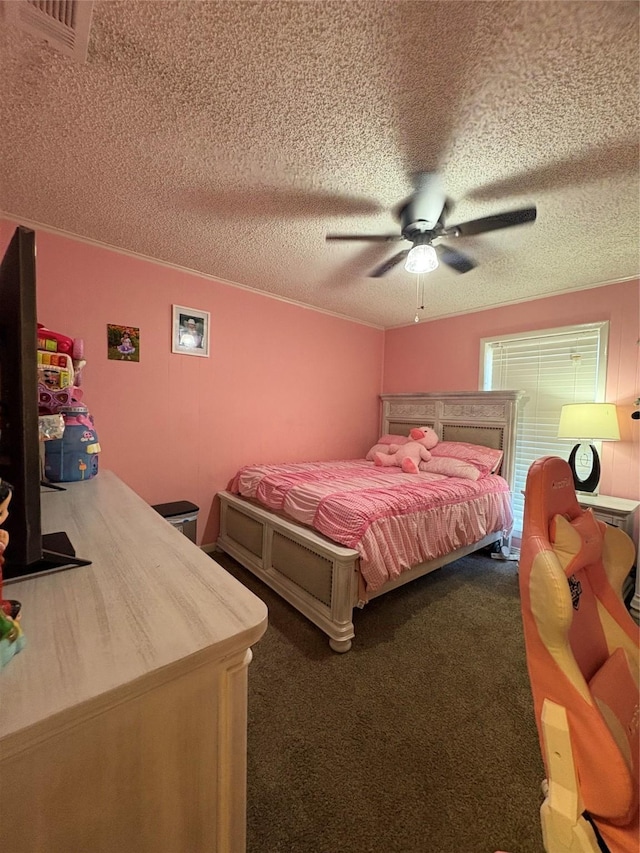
557, 402, 620, 441
404, 244, 439, 274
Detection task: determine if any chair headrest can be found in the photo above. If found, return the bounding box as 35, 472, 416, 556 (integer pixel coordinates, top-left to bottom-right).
524, 456, 582, 532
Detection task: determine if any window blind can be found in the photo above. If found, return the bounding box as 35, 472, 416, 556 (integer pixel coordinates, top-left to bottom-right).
481, 323, 608, 536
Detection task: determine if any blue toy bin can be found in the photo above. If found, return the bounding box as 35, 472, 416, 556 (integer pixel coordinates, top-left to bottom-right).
44, 404, 101, 483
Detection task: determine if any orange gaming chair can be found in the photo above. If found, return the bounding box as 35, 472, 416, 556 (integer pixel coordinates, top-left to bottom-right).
519, 456, 639, 853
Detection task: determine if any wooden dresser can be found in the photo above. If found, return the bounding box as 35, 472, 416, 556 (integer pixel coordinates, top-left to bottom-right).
0, 471, 268, 853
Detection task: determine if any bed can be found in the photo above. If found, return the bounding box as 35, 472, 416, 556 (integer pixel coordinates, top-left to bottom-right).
217, 391, 523, 652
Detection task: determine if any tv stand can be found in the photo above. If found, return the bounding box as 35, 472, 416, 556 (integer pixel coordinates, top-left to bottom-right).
41, 479, 66, 492
41, 530, 92, 571
3, 530, 91, 583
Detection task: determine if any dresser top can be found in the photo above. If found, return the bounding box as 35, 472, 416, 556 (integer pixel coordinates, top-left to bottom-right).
0, 472, 267, 747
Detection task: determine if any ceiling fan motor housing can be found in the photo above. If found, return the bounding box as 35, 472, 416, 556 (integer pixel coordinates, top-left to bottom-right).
399, 204, 439, 243
400, 196, 444, 231
399, 173, 447, 241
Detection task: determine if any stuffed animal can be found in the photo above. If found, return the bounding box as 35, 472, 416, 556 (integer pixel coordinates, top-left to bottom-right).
374, 427, 438, 474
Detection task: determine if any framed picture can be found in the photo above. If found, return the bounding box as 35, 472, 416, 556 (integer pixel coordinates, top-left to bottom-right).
172, 305, 210, 357
107, 324, 140, 362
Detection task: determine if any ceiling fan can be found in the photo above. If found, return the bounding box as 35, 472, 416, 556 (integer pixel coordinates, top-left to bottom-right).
326, 173, 537, 277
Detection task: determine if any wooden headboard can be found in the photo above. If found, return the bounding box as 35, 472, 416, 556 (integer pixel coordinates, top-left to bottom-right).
380, 391, 524, 489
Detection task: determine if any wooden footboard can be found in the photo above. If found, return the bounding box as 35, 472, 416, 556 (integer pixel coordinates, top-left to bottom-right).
218, 491, 360, 652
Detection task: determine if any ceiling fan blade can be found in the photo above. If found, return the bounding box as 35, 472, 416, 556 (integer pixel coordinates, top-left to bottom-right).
326, 234, 403, 242
448, 206, 537, 237
436, 244, 477, 274
369, 250, 410, 277
185, 187, 381, 218
466, 140, 639, 201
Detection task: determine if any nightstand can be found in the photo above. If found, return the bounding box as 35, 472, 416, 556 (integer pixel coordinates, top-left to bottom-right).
577, 493, 640, 621
576, 493, 639, 537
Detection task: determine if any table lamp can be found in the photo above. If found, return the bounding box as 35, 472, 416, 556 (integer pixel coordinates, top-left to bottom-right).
557, 402, 620, 493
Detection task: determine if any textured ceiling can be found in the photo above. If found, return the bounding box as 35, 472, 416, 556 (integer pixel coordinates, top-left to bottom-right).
1, 0, 638, 328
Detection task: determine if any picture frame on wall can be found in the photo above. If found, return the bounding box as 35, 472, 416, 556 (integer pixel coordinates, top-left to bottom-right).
172, 305, 210, 357
107, 324, 140, 362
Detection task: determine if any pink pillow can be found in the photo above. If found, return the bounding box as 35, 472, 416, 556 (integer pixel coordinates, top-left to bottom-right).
430, 441, 503, 476
375, 434, 410, 446
549, 510, 603, 577
418, 457, 481, 480
365, 434, 408, 461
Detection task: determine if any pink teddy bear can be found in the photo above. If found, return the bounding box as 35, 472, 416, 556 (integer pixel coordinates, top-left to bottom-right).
374, 427, 439, 474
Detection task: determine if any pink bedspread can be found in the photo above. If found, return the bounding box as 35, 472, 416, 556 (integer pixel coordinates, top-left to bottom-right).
229, 460, 513, 594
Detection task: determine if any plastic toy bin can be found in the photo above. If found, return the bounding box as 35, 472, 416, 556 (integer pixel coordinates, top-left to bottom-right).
152, 501, 199, 543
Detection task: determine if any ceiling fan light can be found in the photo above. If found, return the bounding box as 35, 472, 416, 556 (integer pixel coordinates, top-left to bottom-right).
404, 244, 439, 274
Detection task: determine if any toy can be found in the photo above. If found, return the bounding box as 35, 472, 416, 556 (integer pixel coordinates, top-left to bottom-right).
0, 609, 25, 668
44, 404, 101, 482
37, 323, 101, 483
37, 323, 83, 358
37, 324, 86, 414
0, 479, 26, 668
374, 427, 439, 474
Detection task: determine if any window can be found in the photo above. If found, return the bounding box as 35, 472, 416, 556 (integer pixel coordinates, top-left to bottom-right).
480, 322, 609, 537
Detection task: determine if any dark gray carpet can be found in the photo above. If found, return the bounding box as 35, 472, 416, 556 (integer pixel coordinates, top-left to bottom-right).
217, 551, 546, 853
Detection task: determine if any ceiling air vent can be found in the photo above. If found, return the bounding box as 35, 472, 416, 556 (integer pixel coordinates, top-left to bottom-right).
3, 0, 94, 61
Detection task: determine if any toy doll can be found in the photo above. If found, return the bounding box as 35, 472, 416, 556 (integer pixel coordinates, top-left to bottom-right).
0, 478, 20, 618
0, 610, 24, 668
0, 478, 25, 669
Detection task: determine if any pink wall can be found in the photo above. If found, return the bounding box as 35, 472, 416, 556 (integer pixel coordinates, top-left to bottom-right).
3, 215, 637, 544
1, 220, 385, 545
384, 280, 640, 501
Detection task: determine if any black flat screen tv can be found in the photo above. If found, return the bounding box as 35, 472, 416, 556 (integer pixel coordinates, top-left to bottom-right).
0, 226, 90, 582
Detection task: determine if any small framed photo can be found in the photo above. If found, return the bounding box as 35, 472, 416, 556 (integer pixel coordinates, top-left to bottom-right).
172, 305, 210, 357
107, 324, 140, 362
